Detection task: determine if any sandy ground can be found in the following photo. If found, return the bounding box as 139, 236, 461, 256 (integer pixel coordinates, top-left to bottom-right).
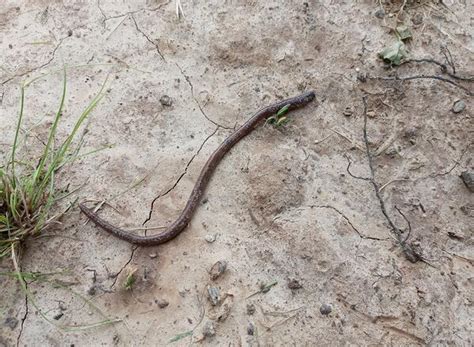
1, 0, 473, 346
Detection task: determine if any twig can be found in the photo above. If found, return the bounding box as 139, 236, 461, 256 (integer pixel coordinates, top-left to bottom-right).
361, 96, 420, 263
379, 179, 409, 192
401, 58, 474, 81
330, 128, 364, 151
441, 46, 456, 75
369, 75, 472, 95
394, 206, 412, 243
396, 0, 408, 22
345, 156, 370, 181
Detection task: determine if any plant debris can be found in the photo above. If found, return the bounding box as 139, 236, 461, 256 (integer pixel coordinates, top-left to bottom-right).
396, 25, 412, 41
379, 41, 408, 65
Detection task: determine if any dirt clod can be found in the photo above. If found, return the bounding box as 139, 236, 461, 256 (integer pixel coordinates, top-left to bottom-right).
155, 299, 169, 309
209, 260, 227, 280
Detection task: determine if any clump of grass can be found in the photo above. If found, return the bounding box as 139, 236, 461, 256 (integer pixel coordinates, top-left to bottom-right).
0, 69, 107, 260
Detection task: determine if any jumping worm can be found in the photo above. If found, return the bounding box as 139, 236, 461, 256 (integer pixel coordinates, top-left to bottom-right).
79, 91, 316, 245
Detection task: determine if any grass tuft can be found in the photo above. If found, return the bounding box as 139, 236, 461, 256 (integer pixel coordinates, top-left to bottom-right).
0, 68, 107, 260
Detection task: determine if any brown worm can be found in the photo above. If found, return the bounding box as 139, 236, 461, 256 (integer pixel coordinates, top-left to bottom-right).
79, 91, 316, 245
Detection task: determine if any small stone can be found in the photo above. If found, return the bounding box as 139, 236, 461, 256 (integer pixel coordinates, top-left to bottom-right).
53, 311, 64, 320
452, 100, 466, 113
343, 106, 353, 117
412, 13, 423, 25
159, 95, 173, 107
247, 322, 255, 335
246, 303, 256, 315
209, 260, 227, 280
113, 334, 120, 345
87, 285, 96, 296
155, 298, 169, 308
357, 72, 367, 83
320, 303, 332, 315
460, 171, 474, 192
204, 234, 217, 243
385, 146, 399, 158
447, 231, 464, 241
374, 9, 385, 18
149, 253, 158, 259
207, 285, 221, 306
366, 110, 376, 118
202, 321, 216, 338
67, 29, 73, 36
4, 317, 18, 330
287, 279, 303, 290
460, 203, 474, 217
404, 127, 418, 139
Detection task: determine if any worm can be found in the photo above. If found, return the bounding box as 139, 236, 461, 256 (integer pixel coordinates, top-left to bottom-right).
79, 91, 316, 245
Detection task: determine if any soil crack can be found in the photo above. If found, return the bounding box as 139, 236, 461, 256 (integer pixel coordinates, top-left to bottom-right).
143, 127, 219, 226
131, 15, 165, 61
174, 62, 232, 129
313, 205, 388, 241
1, 38, 64, 86
16, 282, 29, 347
110, 246, 137, 289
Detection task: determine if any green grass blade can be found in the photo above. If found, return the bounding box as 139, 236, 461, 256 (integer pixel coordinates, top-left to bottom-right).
32, 67, 67, 188
9, 85, 25, 176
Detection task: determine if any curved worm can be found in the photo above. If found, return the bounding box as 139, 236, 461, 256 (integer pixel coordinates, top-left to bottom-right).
80, 91, 316, 245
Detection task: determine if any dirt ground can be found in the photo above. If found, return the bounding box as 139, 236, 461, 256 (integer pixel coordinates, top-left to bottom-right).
1, 0, 473, 346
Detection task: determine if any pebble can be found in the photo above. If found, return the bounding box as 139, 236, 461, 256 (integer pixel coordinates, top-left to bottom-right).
207, 285, 221, 306
204, 234, 217, 243
247, 322, 255, 335
53, 311, 64, 320
452, 100, 465, 113
460, 171, 474, 192
343, 106, 353, 117
87, 285, 96, 296
385, 146, 399, 158
374, 9, 385, 18
366, 110, 376, 118
209, 260, 227, 280
149, 253, 158, 259
155, 298, 169, 308
159, 95, 173, 107
404, 127, 418, 139
287, 279, 303, 290
246, 303, 256, 315
412, 13, 423, 25
320, 303, 332, 315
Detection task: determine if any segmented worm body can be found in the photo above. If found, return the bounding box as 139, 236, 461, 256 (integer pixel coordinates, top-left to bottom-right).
80, 91, 316, 245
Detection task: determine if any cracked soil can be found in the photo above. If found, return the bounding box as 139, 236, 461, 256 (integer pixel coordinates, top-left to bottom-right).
1, 0, 473, 346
